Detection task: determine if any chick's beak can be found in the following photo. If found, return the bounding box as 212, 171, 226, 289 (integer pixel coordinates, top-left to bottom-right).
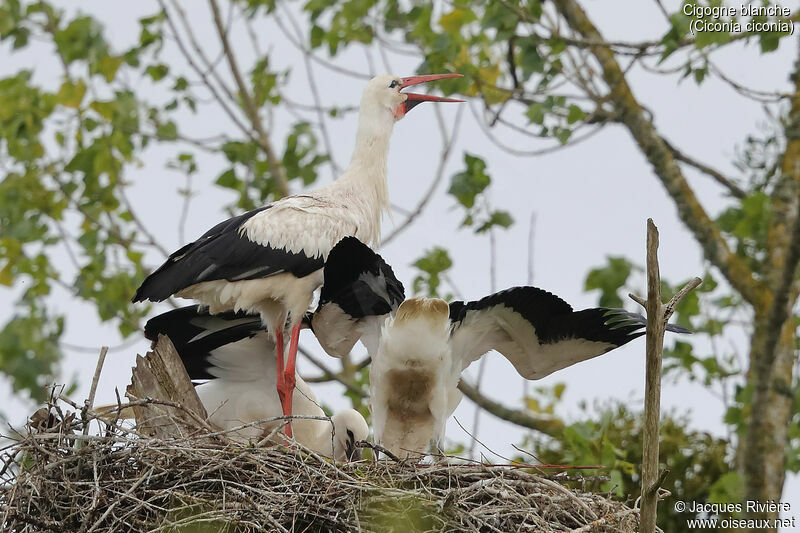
345, 439, 362, 461
400, 73, 464, 114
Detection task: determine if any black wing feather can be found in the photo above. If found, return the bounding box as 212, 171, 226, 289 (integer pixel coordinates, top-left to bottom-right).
452, 286, 690, 348
450, 286, 573, 343
133, 206, 324, 302
144, 305, 263, 380
316, 236, 405, 319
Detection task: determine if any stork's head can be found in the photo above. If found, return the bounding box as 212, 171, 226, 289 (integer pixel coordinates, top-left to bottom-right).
331, 409, 369, 461
360, 73, 463, 123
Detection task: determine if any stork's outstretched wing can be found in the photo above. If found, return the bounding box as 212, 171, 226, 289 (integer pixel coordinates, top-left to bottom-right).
449, 286, 690, 379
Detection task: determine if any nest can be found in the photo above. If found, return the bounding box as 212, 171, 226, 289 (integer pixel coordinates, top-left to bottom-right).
0, 401, 639, 533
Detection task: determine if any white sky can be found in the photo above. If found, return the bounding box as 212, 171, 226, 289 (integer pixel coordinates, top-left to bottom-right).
0, 0, 798, 526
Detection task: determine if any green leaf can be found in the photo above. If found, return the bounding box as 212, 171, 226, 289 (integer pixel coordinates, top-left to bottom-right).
156, 120, 178, 141
554, 126, 571, 144
709, 472, 743, 503
412, 247, 452, 298
439, 8, 475, 35
519, 40, 544, 77
145, 63, 169, 81
476, 210, 514, 233
526, 102, 545, 124
54, 16, 108, 65
693, 66, 707, 84
90, 100, 116, 120
310, 24, 324, 48
56, 79, 86, 108
584, 256, 634, 308
97, 55, 123, 82
215, 168, 239, 189
566, 104, 585, 124
448, 153, 491, 209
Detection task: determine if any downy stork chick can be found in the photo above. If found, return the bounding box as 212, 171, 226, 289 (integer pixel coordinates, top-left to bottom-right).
371, 287, 691, 458
133, 73, 462, 436
369, 298, 458, 459
144, 306, 368, 461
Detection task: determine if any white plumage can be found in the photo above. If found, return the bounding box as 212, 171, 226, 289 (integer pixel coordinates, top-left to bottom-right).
369, 298, 460, 458
134, 73, 462, 435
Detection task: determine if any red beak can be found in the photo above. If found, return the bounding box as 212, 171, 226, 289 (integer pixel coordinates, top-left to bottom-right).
400, 73, 464, 115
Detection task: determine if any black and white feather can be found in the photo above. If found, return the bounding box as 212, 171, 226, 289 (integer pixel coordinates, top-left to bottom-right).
309, 236, 405, 358
449, 286, 690, 380
133, 206, 324, 304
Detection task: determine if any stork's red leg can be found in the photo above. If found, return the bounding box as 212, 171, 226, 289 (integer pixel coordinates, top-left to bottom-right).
282, 323, 301, 437
274, 330, 293, 438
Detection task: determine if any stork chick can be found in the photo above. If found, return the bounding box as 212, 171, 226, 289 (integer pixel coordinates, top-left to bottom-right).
370, 287, 691, 458
144, 306, 368, 461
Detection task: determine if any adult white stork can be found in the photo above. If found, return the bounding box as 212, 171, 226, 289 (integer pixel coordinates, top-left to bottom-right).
370, 288, 691, 458
133, 73, 462, 436
144, 305, 369, 461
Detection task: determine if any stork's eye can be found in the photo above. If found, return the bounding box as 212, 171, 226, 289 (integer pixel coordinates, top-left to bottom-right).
389, 80, 400, 89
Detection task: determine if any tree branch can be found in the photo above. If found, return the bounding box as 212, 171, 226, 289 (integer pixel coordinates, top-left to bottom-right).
297, 346, 366, 398
552, 0, 763, 308
662, 139, 747, 199
458, 381, 564, 438
208, 0, 290, 197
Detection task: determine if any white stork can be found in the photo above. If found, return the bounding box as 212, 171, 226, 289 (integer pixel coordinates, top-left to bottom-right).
144, 305, 369, 461
369, 289, 691, 459
133, 73, 462, 436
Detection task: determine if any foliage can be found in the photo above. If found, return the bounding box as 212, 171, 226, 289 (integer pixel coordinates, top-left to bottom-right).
522, 385, 732, 533
0, 0, 328, 400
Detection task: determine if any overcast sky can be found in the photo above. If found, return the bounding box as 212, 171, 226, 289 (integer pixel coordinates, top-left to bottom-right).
1, 0, 798, 525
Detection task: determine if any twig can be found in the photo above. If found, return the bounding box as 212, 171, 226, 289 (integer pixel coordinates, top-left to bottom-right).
647, 468, 670, 497
298, 346, 366, 397
82, 347, 108, 436
356, 441, 402, 463
382, 102, 463, 245
663, 139, 747, 199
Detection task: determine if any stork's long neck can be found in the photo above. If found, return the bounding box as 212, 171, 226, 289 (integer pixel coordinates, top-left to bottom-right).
340, 112, 393, 218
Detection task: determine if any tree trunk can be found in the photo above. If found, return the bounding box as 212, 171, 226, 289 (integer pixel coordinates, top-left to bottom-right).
740, 39, 800, 529
741, 318, 796, 527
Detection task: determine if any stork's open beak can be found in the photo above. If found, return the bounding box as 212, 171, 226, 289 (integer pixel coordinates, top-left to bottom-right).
400, 73, 464, 114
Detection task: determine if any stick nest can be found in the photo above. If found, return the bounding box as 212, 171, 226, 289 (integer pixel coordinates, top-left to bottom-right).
0, 401, 638, 533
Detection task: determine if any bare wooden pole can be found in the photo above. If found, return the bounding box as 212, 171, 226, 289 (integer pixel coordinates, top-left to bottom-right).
639, 219, 664, 533
629, 219, 701, 533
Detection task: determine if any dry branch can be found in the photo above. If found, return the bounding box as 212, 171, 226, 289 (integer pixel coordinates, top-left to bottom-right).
629, 219, 701, 533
